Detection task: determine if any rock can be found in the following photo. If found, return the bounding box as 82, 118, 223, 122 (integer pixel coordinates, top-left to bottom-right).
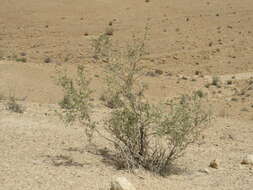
110, 177, 136, 190
198, 168, 210, 174
44, 57, 51, 63
154, 69, 163, 75
178, 75, 188, 80
195, 70, 201, 75
209, 159, 219, 169
105, 27, 114, 36
241, 154, 253, 165
146, 71, 156, 77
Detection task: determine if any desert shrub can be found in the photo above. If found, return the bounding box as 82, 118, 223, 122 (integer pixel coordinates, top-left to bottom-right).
5, 95, 24, 113
16, 57, 27, 63
56, 31, 211, 175
106, 93, 210, 174
91, 33, 112, 61
100, 30, 149, 109
101, 39, 210, 173
99, 92, 123, 109
194, 89, 205, 98
56, 65, 96, 141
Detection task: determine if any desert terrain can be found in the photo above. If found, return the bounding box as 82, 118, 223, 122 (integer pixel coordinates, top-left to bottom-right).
0, 0, 253, 189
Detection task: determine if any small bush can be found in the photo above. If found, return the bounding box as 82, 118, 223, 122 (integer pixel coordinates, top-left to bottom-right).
194, 89, 205, 98
56, 65, 96, 141
5, 96, 24, 113
101, 38, 210, 173
57, 30, 211, 175
99, 92, 123, 109
16, 57, 27, 63
106, 93, 210, 174
91, 33, 112, 61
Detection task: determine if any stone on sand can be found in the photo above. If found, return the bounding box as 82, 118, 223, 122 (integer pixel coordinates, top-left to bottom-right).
241, 154, 253, 165
110, 177, 136, 190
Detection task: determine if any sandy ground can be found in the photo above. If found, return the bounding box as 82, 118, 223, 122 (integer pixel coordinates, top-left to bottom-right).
0, 0, 253, 189
0, 103, 252, 190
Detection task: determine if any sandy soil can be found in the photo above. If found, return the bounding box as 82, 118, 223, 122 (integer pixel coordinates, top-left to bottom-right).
0, 0, 253, 189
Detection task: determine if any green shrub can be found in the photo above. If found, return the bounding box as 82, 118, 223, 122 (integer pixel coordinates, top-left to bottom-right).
56, 31, 211, 175
106, 93, 210, 174
102, 38, 210, 173
16, 57, 27, 63
102, 31, 149, 108
56, 65, 96, 141
91, 33, 112, 61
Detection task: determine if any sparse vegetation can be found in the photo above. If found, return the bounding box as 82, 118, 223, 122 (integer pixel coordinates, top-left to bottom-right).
16, 57, 27, 63
56, 65, 96, 141
100, 39, 210, 173
56, 31, 211, 175
5, 95, 25, 113
194, 89, 205, 98
91, 33, 112, 61
231, 97, 238, 102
